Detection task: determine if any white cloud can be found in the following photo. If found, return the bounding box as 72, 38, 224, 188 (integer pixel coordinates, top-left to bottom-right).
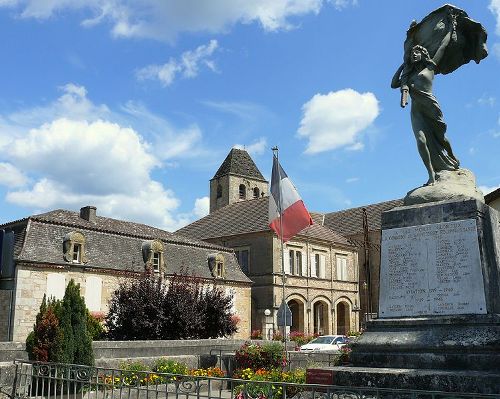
490, 0, 500, 35
297, 89, 380, 154
233, 137, 267, 155
0, 0, 342, 41
345, 177, 359, 183
192, 197, 209, 218
332, 0, 357, 10
479, 184, 500, 195
0, 84, 205, 231
0, 162, 29, 188
493, 43, 500, 61
137, 40, 218, 86
478, 94, 496, 107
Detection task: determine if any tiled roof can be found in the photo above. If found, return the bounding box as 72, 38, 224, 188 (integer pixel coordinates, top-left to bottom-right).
176, 197, 351, 246
0, 210, 251, 283
323, 199, 403, 236
212, 148, 266, 181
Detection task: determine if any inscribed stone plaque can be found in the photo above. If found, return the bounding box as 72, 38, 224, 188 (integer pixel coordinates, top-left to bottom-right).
379, 219, 486, 317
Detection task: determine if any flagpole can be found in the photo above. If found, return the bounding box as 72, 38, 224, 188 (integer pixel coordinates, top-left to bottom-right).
272, 146, 287, 349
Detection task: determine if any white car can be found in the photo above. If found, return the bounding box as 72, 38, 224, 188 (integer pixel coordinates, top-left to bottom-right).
299, 335, 349, 352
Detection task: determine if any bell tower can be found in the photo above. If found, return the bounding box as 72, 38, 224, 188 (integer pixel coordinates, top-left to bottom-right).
210, 148, 268, 213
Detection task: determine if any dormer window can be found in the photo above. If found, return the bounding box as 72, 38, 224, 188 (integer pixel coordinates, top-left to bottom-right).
239, 184, 246, 199
208, 253, 225, 279
142, 240, 165, 274
63, 232, 87, 264
253, 187, 260, 199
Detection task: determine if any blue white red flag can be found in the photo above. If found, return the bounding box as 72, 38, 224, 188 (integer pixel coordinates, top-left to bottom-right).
269, 155, 313, 242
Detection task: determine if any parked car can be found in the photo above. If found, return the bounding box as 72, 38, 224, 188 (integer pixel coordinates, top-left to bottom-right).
299, 335, 349, 352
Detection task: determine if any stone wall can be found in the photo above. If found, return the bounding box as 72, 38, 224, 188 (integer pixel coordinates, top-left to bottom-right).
11, 265, 251, 342
0, 291, 12, 341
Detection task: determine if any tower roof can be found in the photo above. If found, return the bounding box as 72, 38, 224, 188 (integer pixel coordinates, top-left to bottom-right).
212, 148, 266, 181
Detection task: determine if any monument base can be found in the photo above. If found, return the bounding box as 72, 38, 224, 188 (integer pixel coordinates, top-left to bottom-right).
331, 366, 500, 394
350, 314, 500, 371
347, 199, 500, 394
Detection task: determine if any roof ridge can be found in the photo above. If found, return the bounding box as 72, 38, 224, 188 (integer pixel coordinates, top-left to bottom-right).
26, 210, 233, 253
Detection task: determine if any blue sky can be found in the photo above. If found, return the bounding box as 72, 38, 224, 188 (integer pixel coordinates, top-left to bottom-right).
0, 0, 498, 230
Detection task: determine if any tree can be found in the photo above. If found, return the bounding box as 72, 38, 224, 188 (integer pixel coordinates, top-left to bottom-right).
58, 280, 94, 366
105, 274, 237, 340
26, 295, 64, 362
26, 280, 94, 366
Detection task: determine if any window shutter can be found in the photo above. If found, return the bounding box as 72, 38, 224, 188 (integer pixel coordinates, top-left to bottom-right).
283, 249, 291, 274
310, 254, 316, 277
319, 254, 326, 279
342, 258, 348, 280
300, 252, 307, 276
336, 257, 342, 280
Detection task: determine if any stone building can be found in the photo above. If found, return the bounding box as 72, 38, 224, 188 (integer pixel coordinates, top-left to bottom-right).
177, 149, 360, 336
323, 200, 403, 327
0, 206, 251, 342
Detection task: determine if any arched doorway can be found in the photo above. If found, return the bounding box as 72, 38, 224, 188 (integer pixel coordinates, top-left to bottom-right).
336, 301, 350, 335
312, 300, 329, 335
288, 299, 305, 333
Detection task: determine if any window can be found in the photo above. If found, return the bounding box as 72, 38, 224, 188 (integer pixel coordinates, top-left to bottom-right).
85, 276, 102, 312
72, 243, 82, 263
296, 251, 303, 275
239, 184, 246, 199
216, 184, 222, 198
310, 252, 326, 278
289, 250, 295, 274
63, 231, 87, 264
141, 240, 165, 274
234, 248, 250, 274
46, 273, 65, 300
253, 187, 260, 199
152, 252, 161, 273
336, 256, 348, 281
216, 261, 224, 278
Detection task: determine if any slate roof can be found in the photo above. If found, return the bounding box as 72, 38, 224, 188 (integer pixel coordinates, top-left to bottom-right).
0, 210, 251, 283
212, 148, 266, 181
323, 199, 403, 237
176, 197, 351, 246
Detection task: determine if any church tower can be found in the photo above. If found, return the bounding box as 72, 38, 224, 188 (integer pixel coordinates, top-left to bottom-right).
210, 148, 269, 213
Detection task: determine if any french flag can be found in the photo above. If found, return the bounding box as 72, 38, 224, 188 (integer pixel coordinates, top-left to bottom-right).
269, 155, 313, 242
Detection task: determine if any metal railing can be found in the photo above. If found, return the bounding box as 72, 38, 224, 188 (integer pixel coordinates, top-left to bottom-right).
9, 360, 499, 399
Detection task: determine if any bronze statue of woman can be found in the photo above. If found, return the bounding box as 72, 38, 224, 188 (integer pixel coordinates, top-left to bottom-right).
391, 12, 460, 186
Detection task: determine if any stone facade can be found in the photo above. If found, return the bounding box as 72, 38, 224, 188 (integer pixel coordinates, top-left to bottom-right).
10, 265, 251, 342
178, 148, 360, 337
0, 207, 252, 342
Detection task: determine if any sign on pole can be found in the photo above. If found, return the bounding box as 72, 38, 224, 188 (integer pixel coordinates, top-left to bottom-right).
277, 301, 292, 327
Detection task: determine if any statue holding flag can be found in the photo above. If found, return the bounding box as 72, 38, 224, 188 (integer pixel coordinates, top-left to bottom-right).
391, 4, 488, 205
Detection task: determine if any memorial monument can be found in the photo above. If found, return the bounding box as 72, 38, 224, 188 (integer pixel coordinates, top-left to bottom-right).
337, 5, 500, 394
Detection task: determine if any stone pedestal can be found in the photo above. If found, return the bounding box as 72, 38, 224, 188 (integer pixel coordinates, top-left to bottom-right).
346, 199, 500, 393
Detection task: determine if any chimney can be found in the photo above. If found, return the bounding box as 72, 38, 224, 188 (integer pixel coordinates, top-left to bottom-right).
80, 206, 97, 223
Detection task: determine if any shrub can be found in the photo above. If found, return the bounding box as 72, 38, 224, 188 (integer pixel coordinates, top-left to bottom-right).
58, 280, 94, 366
235, 342, 285, 371
153, 358, 189, 375
250, 330, 263, 339
26, 296, 64, 362
26, 281, 93, 366
106, 274, 236, 340
271, 331, 283, 341
289, 331, 316, 347
87, 311, 105, 340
